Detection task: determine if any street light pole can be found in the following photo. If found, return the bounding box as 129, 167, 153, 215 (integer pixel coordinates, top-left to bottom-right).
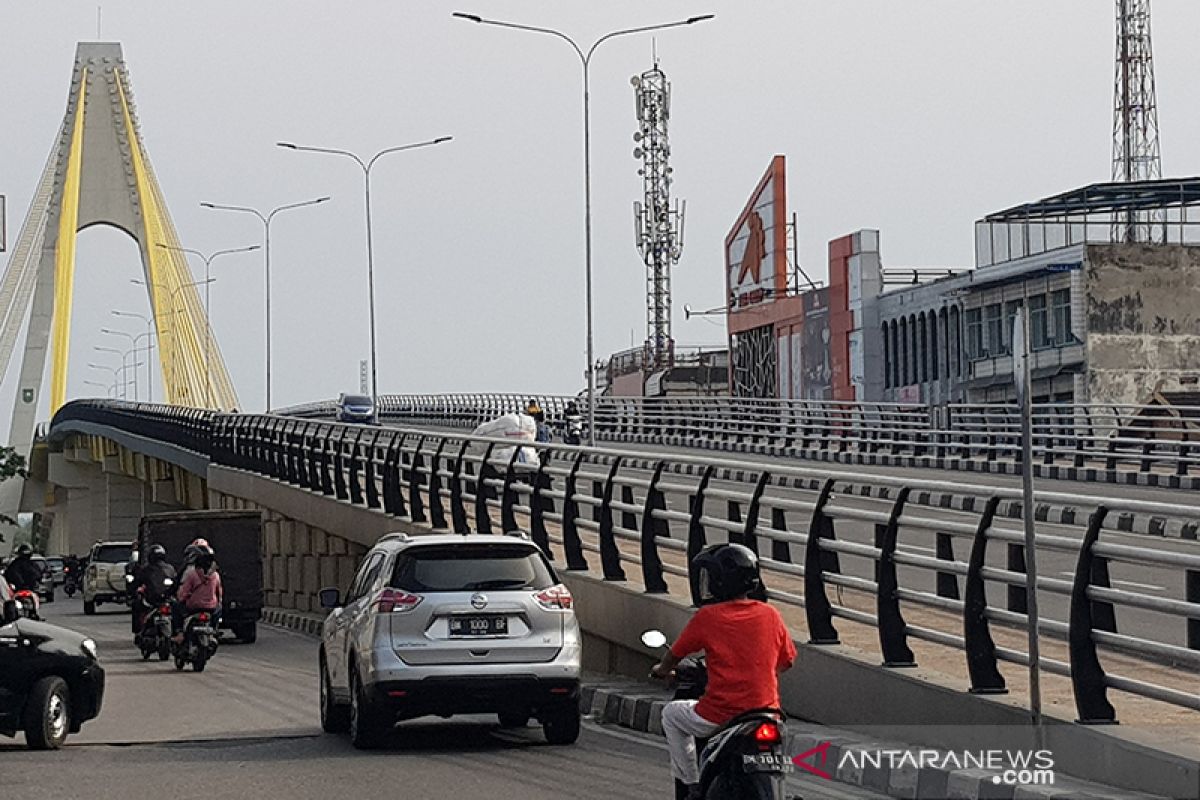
93, 345, 136, 400
276, 138, 451, 409
112, 310, 155, 402
101, 327, 155, 401
131, 277, 216, 404
157, 243, 259, 409
453, 11, 714, 445
201, 197, 330, 411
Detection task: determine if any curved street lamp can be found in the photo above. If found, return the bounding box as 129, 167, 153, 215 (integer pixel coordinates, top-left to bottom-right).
276, 138, 451, 408
453, 11, 714, 444
201, 197, 329, 411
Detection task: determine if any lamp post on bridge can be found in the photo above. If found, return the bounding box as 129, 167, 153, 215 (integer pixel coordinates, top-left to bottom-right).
275, 138, 452, 411
200, 197, 330, 412
111, 310, 155, 403
99, 328, 156, 402
156, 243, 260, 409
83, 379, 115, 399
131, 277, 216, 404
92, 345, 139, 400
452, 11, 714, 446
87, 357, 141, 400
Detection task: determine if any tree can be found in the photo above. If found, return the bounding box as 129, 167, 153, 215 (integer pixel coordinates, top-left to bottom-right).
0, 445, 29, 537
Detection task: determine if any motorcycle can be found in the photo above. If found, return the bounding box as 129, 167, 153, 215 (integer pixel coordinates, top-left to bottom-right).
172, 608, 219, 672
12, 587, 41, 620
63, 567, 79, 597
134, 579, 175, 662
562, 414, 583, 445
643, 630, 792, 800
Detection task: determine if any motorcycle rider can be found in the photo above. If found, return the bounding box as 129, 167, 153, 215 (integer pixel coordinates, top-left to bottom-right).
4, 545, 44, 592
131, 544, 177, 636
650, 543, 797, 800
172, 548, 222, 643
562, 400, 583, 444
526, 399, 552, 444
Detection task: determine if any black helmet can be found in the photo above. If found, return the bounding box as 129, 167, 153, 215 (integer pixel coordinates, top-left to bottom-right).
15, 544, 32, 557
195, 551, 215, 572
147, 544, 167, 563
690, 543, 762, 605
183, 542, 213, 564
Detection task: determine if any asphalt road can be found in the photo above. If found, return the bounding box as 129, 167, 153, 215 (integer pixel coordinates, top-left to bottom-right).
3, 596, 888, 800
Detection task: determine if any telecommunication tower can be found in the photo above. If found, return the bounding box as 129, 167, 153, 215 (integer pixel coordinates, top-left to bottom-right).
632, 60, 684, 371
1112, 0, 1162, 241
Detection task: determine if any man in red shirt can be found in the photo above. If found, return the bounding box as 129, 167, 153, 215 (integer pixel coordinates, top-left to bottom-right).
651, 543, 797, 800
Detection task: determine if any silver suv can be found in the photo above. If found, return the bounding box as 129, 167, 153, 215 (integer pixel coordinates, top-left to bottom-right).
317, 533, 582, 749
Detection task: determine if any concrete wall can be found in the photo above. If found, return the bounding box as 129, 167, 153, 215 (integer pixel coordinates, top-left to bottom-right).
1085, 243, 1200, 406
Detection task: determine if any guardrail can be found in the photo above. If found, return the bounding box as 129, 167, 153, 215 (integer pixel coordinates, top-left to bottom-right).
275, 394, 1200, 486
49, 399, 1200, 723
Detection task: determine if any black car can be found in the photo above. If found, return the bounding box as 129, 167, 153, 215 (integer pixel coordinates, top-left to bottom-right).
0, 581, 105, 749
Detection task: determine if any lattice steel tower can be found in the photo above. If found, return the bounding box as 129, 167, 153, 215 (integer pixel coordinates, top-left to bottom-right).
1112, 0, 1162, 240
632, 61, 684, 370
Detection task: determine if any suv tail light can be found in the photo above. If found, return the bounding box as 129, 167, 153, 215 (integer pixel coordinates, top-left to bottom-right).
373, 588, 423, 613
534, 584, 573, 610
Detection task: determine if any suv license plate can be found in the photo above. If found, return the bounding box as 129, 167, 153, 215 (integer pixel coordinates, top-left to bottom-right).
742, 753, 794, 774
449, 615, 507, 636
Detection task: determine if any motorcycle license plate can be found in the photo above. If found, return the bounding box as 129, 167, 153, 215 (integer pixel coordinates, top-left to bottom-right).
448, 615, 507, 636
192, 625, 214, 634
742, 753, 794, 774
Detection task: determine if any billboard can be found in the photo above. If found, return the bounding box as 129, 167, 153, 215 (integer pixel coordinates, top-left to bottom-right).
725, 156, 788, 312
801, 288, 832, 400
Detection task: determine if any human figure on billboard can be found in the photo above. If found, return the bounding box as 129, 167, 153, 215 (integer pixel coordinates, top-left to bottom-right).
736, 210, 766, 287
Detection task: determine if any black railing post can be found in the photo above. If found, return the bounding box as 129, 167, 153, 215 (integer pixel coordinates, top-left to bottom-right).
450, 441, 471, 534
1187, 569, 1200, 652
500, 447, 522, 534
348, 433, 364, 506
935, 532, 960, 600
561, 453, 589, 571
770, 508, 791, 564
686, 466, 716, 606
639, 462, 670, 594
318, 431, 335, 496
804, 478, 840, 644
428, 440, 448, 530
963, 496, 1007, 694
1006, 543, 1028, 614
597, 457, 627, 581
875, 488, 916, 667
1069, 507, 1117, 723
333, 433, 349, 501
409, 437, 427, 524
530, 454, 552, 557
364, 430, 382, 509
475, 444, 497, 535
741, 471, 771, 557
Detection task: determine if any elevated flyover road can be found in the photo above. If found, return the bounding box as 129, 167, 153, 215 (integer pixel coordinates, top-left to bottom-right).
3, 597, 887, 800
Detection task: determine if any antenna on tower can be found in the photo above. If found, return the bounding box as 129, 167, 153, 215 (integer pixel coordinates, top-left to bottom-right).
1112, 0, 1162, 242
632, 60, 684, 372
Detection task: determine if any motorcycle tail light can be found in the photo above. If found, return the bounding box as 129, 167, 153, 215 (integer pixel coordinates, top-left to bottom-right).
534, 584, 573, 610
373, 588, 423, 614
197, 612, 210, 623
160, 604, 172, 614
753, 722, 781, 745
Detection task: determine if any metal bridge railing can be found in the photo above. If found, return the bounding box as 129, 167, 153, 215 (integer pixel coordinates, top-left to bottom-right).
276, 394, 1200, 482
47, 399, 1200, 722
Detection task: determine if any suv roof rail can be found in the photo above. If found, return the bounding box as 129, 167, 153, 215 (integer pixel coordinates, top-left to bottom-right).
377, 532, 411, 545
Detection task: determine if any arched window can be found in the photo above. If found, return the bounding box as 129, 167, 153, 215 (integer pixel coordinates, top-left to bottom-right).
899, 317, 909, 385
883, 322, 892, 388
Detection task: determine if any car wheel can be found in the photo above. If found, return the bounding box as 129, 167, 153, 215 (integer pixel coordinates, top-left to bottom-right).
349, 668, 385, 749
23, 676, 71, 750
319, 655, 351, 734
542, 706, 581, 745
83, 600, 96, 615
234, 622, 257, 644
497, 710, 529, 728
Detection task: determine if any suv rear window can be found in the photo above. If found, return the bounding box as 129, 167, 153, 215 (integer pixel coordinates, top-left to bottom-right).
390, 544, 555, 592
93, 545, 132, 564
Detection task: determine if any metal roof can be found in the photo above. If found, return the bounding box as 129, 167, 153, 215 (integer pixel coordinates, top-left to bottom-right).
982, 177, 1200, 222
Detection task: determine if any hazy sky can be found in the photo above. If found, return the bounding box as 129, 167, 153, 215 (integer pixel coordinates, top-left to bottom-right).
2, 1, 1199, 433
